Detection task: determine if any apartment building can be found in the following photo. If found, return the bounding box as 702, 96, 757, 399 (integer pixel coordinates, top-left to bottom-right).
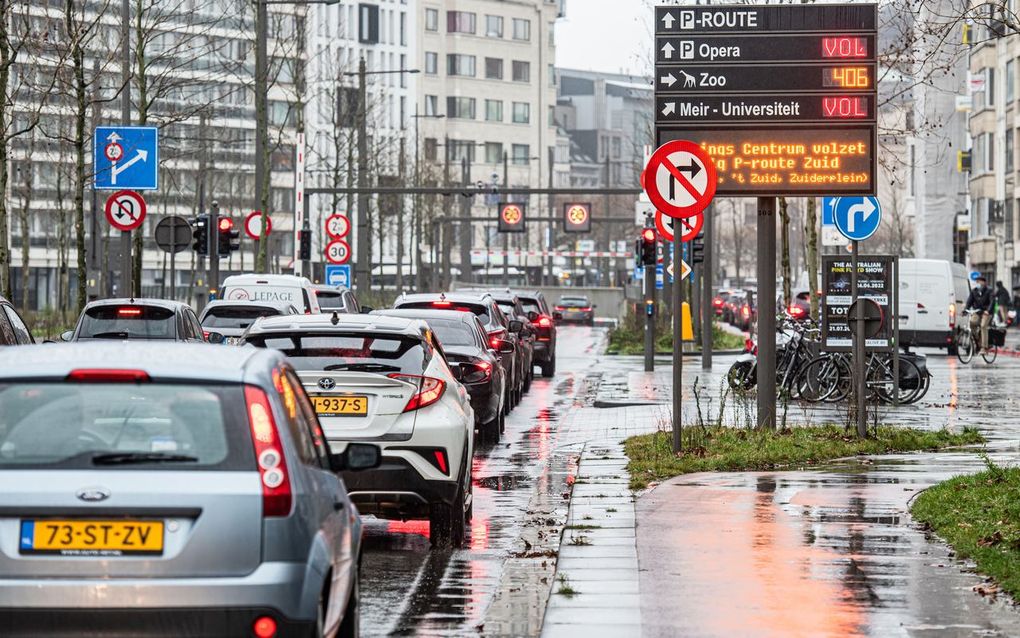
417, 0, 565, 282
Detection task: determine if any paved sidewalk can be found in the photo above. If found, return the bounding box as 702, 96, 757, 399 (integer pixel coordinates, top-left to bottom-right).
541, 352, 1020, 637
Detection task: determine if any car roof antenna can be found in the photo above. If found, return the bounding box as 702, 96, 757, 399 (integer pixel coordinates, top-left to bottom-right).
330, 311, 340, 326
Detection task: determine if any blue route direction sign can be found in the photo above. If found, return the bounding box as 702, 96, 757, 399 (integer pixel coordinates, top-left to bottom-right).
832, 196, 881, 242
94, 126, 159, 190
325, 265, 351, 288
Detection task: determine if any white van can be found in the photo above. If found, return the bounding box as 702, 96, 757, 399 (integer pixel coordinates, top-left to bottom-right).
219, 274, 321, 314
897, 258, 970, 350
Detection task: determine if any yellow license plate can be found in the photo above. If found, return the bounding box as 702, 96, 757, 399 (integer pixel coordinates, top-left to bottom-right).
313, 395, 368, 417
20, 520, 164, 556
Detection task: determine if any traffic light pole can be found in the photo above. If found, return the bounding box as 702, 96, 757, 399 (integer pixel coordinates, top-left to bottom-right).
644, 261, 655, 373
672, 232, 683, 453
757, 197, 777, 430
701, 204, 714, 370
209, 200, 220, 298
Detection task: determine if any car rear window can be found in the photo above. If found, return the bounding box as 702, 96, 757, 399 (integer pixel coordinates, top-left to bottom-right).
246, 332, 428, 375
558, 298, 590, 308
316, 291, 346, 311
78, 306, 177, 340
202, 306, 286, 329
0, 383, 253, 470
518, 299, 541, 314
428, 319, 477, 347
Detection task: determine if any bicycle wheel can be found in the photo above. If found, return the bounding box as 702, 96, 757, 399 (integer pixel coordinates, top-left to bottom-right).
796, 355, 848, 403
956, 330, 974, 364
982, 346, 998, 364
873, 358, 922, 404
727, 359, 756, 391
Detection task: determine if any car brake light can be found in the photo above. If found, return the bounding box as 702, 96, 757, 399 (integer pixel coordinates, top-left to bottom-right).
244, 385, 292, 517
577, 307, 592, 312
555, 306, 566, 311
433, 450, 449, 474
387, 374, 446, 412
461, 361, 492, 384
537, 316, 552, 327
433, 301, 452, 307
712, 297, 724, 307
742, 306, 750, 317
117, 307, 142, 317
949, 302, 956, 328
252, 616, 277, 638
66, 369, 151, 383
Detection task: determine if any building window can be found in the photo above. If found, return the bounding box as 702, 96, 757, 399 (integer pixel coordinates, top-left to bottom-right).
988, 132, 996, 171
1009, 59, 1016, 103
425, 94, 438, 116
549, 64, 555, 86
359, 3, 379, 44
1007, 197, 1015, 242
486, 99, 503, 122
512, 101, 530, 124
485, 57, 503, 80
485, 15, 503, 38
447, 54, 476, 77
512, 60, 530, 82
425, 8, 438, 31
447, 11, 476, 34
512, 143, 531, 165
446, 96, 476, 120
425, 51, 438, 75
449, 139, 476, 163
1008, 128, 1015, 172
548, 105, 555, 126
485, 142, 503, 164
512, 18, 531, 41
988, 67, 996, 106
400, 12, 407, 45
424, 137, 437, 161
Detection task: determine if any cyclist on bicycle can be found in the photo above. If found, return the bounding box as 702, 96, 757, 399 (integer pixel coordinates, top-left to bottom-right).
966, 276, 994, 352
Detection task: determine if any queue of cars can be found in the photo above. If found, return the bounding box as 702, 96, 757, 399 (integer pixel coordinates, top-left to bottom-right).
0, 277, 560, 635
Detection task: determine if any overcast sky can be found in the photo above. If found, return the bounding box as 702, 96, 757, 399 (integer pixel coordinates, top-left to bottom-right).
555, 0, 653, 77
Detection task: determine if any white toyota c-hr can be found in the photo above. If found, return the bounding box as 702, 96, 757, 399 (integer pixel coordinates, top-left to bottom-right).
244, 313, 474, 547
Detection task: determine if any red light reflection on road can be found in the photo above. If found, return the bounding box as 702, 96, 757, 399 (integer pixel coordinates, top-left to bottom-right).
385, 520, 431, 539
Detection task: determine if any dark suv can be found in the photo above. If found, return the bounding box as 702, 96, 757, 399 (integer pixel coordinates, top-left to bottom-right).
478, 291, 534, 391
393, 292, 526, 408
509, 290, 556, 377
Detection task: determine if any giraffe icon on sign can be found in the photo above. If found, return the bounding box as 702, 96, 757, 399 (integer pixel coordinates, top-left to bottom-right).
678, 69, 695, 88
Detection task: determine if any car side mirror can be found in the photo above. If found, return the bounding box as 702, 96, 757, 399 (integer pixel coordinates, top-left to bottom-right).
60, 330, 73, 342
527, 311, 538, 322
330, 442, 382, 473
360, 306, 374, 314
509, 319, 523, 333
497, 340, 515, 354
553, 312, 562, 321
206, 331, 225, 345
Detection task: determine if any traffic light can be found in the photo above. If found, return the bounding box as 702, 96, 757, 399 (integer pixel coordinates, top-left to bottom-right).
298, 229, 312, 261
691, 235, 705, 265
217, 217, 239, 258
192, 214, 209, 255
639, 227, 657, 266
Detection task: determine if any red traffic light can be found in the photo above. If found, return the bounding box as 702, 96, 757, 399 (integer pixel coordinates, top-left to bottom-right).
641, 228, 656, 242
218, 217, 234, 232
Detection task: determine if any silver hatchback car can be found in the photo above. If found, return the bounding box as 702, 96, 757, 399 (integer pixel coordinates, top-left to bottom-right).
0, 342, 378, 637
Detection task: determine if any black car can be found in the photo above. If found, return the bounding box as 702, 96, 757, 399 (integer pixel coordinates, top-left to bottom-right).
483, 291, 535, 392
510, 290, 557, 377
62, 299, 207, 343
0, 296, 34, 346
393, 292, 524, 410
313, 284, 361, 314
555, 295, 595, 325
374, 308, 507, 441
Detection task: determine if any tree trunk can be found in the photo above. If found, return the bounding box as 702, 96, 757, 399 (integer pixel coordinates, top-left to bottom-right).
731, 205, 742, 283
779, 196, 791, 306
72, 27, 87, 312
18, 136, 35, 310
805, 197, 820, 321
132, 1, 147, 296
0, 0, 11, 300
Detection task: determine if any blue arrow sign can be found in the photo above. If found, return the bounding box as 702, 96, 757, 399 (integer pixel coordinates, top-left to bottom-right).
94, 126, 159, 190
832, 196, 881, 241
822, 196, 837, 226
325, 265, 351, 288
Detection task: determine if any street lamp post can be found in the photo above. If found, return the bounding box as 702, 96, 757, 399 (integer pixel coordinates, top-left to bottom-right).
412, 108, 446, 292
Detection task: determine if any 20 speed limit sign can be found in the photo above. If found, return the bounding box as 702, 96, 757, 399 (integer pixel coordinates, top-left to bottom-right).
325, 214, 350, 239
326, 239, 351, 264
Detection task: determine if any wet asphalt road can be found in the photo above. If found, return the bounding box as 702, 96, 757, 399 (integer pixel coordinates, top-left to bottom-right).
358, 325, 605, 637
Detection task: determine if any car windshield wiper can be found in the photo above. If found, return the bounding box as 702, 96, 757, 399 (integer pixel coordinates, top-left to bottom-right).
322, 362, 401, 373
91, 452, 199, 465
88, 331, 131, 339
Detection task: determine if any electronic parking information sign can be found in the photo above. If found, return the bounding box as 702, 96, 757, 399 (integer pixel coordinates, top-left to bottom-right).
655, 3, 878, 196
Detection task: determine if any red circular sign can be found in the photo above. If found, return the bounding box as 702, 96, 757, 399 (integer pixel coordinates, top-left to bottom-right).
644, 140, 716, 219
245, 211, 271, 239
501, 205, 523, 225
656, 210, 703, 243
566, 204, 590, 227
326, 239, 351, 264
326, 214, 350, 239
104, 190, 147, 232
105, 142, 124, 162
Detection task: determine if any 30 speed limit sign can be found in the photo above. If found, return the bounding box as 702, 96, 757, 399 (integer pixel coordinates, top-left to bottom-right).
325, 214, 350, 239
326, 239, 351, 264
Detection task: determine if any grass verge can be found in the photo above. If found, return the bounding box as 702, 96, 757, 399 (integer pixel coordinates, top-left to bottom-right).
625, 425, 984, 490
911, 460, 1020, 600
607, 320, 744, 355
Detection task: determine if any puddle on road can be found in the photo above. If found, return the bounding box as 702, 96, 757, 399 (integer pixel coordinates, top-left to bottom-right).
475, 473, 528, 491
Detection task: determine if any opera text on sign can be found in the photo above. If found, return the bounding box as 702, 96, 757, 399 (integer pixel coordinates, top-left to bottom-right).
654, 3, 878, 197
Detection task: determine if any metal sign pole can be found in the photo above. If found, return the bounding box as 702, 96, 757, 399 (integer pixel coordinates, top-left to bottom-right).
672, 232, 683, 452
851, 239, 866, 437
209, 201, 220, 299
757, 197, 777, 430
892, 257, 899, 407
701, 204, 713, 370
644, 261, 655, 373
169, 216, 176, 299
